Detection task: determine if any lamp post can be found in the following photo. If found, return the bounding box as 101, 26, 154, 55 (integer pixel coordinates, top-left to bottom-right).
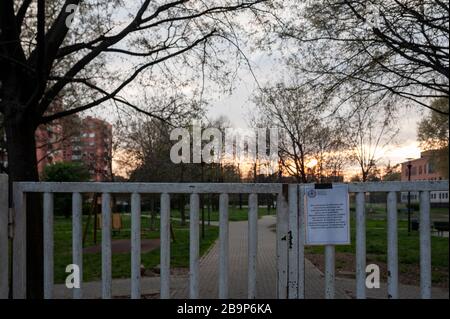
406, 159, 413, 235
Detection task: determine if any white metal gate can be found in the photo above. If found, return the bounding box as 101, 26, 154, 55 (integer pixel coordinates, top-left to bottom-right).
282, 181, 449, 299
0, 175, 448, 299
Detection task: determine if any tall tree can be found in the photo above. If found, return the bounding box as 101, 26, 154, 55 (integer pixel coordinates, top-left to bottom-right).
252, 84, 347, 182
417, 97, 449, 177
382, 161, 401, 181
274, 0, 449, 114
418, 98, 449, 149
0, 0, 266, 298
343, 96, 398, 182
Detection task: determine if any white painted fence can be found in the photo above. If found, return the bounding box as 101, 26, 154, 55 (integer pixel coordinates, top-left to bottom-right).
0, 175, 448, 299
7, 180, 283, 299
283, 181, 449, 300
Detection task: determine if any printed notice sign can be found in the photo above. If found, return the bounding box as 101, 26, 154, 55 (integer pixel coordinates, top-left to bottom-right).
305, 184, 350, 245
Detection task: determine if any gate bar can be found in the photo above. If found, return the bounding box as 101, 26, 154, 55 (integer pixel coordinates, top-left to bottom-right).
355, 192, 366, 299
276, 190, 288, 299
43, 192, 54, 299
298, 185, 305, 299
419, 191, 431, 299
160, 193, 170, 299
0, 174, 8, 299
287, 185, 298, 299
387, 191, 398, 299
324, 245, 335, 299
131, 193, 142, 299
219, 193, 229, 299
72, 192, 83, 299
189, 193, 200, 299
12, 184, 26, 299
102, 193, 112, 299
248, 193, 258, 299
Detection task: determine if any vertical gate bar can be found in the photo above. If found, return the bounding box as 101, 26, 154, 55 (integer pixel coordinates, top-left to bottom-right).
12, 184, 26, 299
189, 193, 200, 299
72, 192, 83, 299
43, 192, 54, 299
419, 191, 431, 299
387, 191, 398, 299
298, 185, 305, 299
355, 192, 366, 299
219, 193, 229, 299
0, 174, 9, 299
288, 184, 298, 299
131, 193, 142, 299
102, 193, 112, 299
325, 245, 335, 299
160, 193, 170, 299
276, 189, 288, 299
248, 193, 258, 299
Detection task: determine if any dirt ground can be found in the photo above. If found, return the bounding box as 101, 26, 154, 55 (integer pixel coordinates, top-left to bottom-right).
83, 238, 160, 254
306, 252, 449, 288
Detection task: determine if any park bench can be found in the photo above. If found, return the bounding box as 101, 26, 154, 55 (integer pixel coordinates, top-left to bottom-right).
433, 221, 449, 237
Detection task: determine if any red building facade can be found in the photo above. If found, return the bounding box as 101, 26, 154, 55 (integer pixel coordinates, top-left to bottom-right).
36, 115, 112, 181
400, 150, 448, 205
67, 116, 112, 181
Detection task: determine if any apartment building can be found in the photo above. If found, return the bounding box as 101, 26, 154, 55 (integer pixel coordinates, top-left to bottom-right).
63, 116, 112, 181
0, 115, 112, 182
400, 150, 449, 206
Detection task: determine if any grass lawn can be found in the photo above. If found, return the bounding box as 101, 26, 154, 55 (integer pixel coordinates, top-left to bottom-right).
169, 206, 275, 222
305, 215, 449, 287
53, 214, 219, 283
351, 202, 449, 222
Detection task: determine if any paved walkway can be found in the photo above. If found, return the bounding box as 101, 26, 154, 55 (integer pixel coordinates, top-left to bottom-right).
171, 215, 348, 299
54, 215, 448, 299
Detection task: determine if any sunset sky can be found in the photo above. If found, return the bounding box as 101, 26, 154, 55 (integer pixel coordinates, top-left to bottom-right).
108, 46, 426, 179
94, 20, 429, 180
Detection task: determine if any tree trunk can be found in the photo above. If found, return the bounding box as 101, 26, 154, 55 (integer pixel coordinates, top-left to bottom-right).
5, 117, 43, 299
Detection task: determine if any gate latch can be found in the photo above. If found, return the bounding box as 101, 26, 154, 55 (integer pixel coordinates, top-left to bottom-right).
281, 231, 293, 249
288, 231, 293, 249
8, 208, 14, 239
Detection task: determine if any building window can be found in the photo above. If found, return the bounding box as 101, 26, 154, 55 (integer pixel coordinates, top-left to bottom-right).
419, 166, 422, 175
89, 133, 96, 138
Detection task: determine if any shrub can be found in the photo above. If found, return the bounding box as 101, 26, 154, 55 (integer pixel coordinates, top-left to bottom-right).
42, 162, 90, 217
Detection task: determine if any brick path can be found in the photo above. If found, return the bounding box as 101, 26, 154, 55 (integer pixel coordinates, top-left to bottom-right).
171, 215, 349, 299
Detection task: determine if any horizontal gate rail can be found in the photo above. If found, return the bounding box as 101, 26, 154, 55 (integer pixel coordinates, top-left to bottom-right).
13, 180, 447, 194
14, 182, 282, 194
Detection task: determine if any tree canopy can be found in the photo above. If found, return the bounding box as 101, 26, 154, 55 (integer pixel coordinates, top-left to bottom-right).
273, 0, 449, 114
